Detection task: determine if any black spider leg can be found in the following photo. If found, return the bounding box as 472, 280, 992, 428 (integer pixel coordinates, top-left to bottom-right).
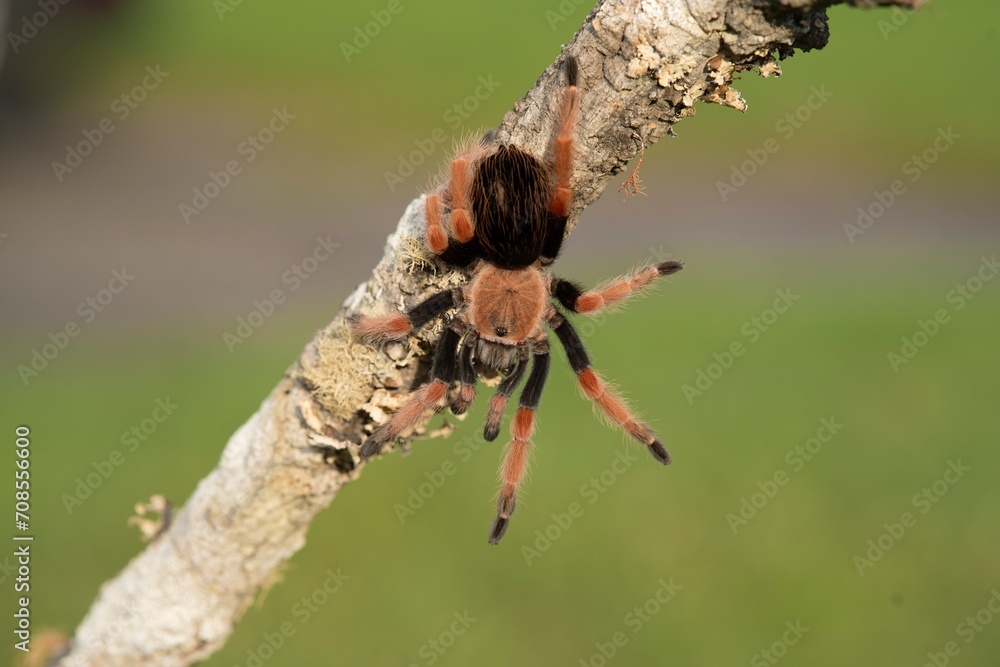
408, 289, 459, 327
549, 261, 684, 314
451, 334, 478, 415
438, 236, 482, 269
540, 214, 568, 266
549, 276, 586, 312
483, 348, 530, 442
436, 130, 500, 269
359, 325, 462, 459
549, 313, 671, 464
349, 288, 459, 344
540, 56, 579, 266
549, 312, 589, 371
489, 339, 551, 545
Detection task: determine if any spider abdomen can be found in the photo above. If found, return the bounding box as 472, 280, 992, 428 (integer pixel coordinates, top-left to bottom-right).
471, 145, 552, 269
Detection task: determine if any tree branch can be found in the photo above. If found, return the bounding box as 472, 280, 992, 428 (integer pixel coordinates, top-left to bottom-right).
52, 0, 921, 664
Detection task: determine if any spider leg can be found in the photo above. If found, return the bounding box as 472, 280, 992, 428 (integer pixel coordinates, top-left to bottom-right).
550, 261, 683, 315
349, 289, 459, 344
490, 341, 550, 545
541, 56, 579, 264
550, 56, 578, 219
426, 188, 482, 268
448, 153, 474, 243
451, 335, 477, 415
424, 191, 450, 255
424, 140, 487, 266
359, 326, 461, 459
549, 313, 671, 465
483, 350, 530, 442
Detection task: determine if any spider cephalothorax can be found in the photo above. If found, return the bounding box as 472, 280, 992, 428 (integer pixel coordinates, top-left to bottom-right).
351, 56, 683, 544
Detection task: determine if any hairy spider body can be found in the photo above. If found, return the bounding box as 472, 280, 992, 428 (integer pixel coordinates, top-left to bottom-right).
351, 57, 684, 544
469, 265, 546, 342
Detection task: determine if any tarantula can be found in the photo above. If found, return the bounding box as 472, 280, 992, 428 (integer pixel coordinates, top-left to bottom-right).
351, 56, 683, 544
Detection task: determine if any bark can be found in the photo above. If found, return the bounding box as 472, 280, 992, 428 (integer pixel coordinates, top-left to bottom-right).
52, 0, 921, 665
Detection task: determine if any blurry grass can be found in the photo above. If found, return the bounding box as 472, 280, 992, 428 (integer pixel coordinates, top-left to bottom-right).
15, 0, 1000, 183
3, 249, 999, 666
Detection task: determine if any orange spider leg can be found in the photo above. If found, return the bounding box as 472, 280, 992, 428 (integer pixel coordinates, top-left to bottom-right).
483, 353, 530, 441
359, 380, 449, 458
490, 348, 550, 544
550, 314, 671, 465
571, 261, 684, 315
424, 192, 449, 255
576, 368, 669, 463
359, 327, 461, 459
491, 407, 534, 544
449, 157, 474, 242
550, 56, 579, 218
450, 340, 478, 415
349, 290, 457, 344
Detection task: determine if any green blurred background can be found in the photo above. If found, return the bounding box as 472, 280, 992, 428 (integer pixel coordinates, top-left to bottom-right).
2, 0, 998, 665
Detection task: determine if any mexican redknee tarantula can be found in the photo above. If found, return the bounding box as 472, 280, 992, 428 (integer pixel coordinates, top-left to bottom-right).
351, 56, 683, 544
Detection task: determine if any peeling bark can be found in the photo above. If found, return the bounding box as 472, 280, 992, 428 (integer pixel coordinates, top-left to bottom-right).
52, 0, 922, 665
